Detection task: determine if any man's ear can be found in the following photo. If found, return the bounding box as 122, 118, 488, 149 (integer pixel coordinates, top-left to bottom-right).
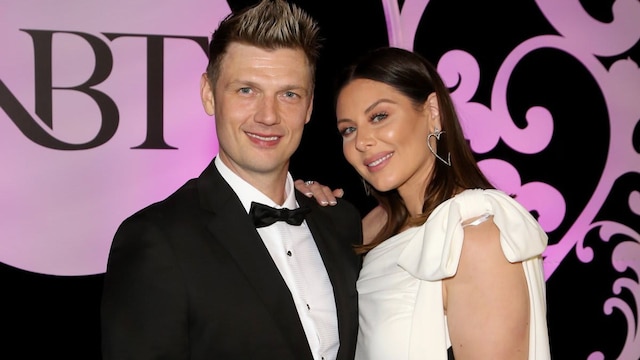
200, 73, 215, 116
305, 94, 314, 124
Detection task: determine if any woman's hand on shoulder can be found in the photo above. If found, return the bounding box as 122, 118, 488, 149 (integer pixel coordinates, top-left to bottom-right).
294, 179, 344, 206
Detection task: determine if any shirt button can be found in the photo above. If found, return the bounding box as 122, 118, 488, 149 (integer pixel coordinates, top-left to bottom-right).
286, 250, 292, 256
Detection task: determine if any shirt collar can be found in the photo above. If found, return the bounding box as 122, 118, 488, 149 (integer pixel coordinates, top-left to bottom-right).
214, 156, 298, 213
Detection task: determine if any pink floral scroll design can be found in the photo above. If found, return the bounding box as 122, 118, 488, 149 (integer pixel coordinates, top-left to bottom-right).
382, 0, 640, 358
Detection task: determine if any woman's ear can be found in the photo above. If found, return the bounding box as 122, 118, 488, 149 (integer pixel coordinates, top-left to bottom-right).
200, 73, 215, 116
426, 92, 439, 120
424, 92, 443, 131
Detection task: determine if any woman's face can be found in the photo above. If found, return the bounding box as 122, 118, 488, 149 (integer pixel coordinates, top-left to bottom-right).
336, 78, 440, 210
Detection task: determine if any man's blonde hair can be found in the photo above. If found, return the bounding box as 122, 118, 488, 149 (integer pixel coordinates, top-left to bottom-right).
206, 0, 322, 86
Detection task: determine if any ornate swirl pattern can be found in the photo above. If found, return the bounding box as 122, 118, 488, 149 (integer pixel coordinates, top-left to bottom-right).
382, 0, 640, 358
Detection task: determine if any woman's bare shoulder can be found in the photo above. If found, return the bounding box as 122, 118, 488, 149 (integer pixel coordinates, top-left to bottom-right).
362, 205, 386, 244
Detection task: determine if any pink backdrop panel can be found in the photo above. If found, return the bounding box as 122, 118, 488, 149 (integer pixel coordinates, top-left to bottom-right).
0, 0, 228, 275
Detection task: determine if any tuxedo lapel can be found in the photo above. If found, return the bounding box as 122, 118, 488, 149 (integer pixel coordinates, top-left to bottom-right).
196, 160, 313, 359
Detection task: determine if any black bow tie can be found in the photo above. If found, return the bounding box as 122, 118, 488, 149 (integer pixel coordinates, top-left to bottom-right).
249, 201, 311, 228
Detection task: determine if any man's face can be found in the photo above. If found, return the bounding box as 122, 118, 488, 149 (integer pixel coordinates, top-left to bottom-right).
201, 42, 314, 186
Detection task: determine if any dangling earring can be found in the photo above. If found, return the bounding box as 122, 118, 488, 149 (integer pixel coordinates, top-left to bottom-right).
361, 178, 371, 196
427, 128, 452, 166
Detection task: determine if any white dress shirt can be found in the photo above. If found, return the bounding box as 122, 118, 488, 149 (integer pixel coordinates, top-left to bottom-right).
215, 157, 339, 360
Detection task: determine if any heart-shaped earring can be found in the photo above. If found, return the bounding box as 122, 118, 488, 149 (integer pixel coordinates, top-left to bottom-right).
427, 128, 452, 166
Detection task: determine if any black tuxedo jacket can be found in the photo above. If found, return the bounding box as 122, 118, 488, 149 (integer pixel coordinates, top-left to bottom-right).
101, 159, 363, 360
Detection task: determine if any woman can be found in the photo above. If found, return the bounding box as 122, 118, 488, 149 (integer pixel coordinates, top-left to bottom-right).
298, 47, 550, 359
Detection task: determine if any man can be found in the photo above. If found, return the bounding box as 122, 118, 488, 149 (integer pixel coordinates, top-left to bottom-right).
100, 1, 362, 359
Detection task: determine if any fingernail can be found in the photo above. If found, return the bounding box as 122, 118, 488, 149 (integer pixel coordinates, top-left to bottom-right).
329, 200, 337, 205
320, 200, 328, 205
305, 192, 313, 197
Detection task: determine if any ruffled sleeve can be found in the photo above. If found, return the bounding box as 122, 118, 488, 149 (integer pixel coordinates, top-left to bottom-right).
397, 188, 548, 280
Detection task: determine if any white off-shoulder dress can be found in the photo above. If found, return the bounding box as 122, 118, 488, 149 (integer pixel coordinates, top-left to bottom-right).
355, 189, 551, 360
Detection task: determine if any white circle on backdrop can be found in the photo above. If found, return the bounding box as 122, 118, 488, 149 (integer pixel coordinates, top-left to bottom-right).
0, 0, 230, 275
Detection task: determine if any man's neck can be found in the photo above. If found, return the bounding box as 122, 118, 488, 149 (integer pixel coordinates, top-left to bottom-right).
216, 156, 289, 205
